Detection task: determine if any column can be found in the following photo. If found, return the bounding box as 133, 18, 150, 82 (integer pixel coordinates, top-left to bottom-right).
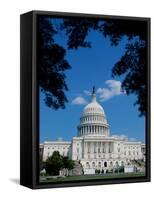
107, 142, 109, 153
90, 142, 93, 158
108, 142, 110, 153
82, 141, 85, 158
86, 142, 88, 157
86, 126, 88, 134
102, 142, 104, 153
92, 126, 93, 134
96, 142, 98, 159
112, 142, 113, 153
105, 142, 107, 153
84, 142, 86, 159
86, 142, 88, 154
87, 142, 90, 155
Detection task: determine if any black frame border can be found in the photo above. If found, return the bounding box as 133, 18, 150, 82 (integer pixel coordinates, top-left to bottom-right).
20, 10, 151, 189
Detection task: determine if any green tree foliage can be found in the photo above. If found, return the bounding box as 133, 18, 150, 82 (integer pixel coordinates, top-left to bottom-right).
38, 16, 71, 110
62, 156, 75, 170
45, 151, 75, 175
118, 166, 124, 173
38, 16, 148, 116
62, 18, 148, 116
45, 151, 64, 175
40, 159, 46, 171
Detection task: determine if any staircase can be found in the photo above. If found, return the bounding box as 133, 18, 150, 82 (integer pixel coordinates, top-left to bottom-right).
134, 159, 145, 167
130, 159, 145, 168
69, 161, 84, 176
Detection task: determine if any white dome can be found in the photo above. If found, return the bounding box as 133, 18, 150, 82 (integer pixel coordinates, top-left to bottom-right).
83, 101, 105, 116
77, 87, 110, 137
83, 87, 105, 116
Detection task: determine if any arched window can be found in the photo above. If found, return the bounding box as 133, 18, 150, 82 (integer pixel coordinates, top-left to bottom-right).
86, 162, 90, 169
104, 162, 107, 167
121, 161, 124, 166
98, 162, 101, 167
115, 161, 119, 167
92, 162, 95, 167
110, 161, 113, 166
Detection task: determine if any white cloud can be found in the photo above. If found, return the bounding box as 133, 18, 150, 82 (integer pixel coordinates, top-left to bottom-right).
129, 138, 136, 141
120, 134, 127, 138
84, 90, 91, 96
97, 80, 125, 101
71, 80, 125, 105
71, 96, 88, 105
97, 88, 103, 94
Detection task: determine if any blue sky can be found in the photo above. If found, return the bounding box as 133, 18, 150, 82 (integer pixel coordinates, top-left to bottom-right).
39, 18, 145, 143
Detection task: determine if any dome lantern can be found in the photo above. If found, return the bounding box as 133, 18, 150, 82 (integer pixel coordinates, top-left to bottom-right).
91, 86, 96, 102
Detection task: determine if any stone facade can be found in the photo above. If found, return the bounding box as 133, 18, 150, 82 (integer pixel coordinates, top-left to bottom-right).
40, 88, 145, 174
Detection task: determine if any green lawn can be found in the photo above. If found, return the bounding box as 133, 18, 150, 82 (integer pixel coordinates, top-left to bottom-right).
40, 172, 145, 183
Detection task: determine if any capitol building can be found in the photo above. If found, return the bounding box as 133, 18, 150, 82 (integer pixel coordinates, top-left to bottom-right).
40, 87, 145, 175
